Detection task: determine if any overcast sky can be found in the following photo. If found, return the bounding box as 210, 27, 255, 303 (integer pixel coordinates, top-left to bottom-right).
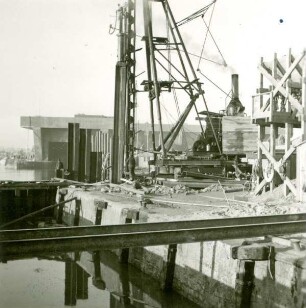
0, 0, 305, 148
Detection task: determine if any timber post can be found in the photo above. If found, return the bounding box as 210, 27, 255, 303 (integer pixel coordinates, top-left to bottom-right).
56, 188, 67, 224
64, 260, 77, 306
253, 50, 306, 196
94, 200, 108, 225
120, 208, 139, 264
232, 242, 275, 308
161, 243, 177, 291
76, 265, 89, 300
235, 260, 255, 308
73, 199, 81, 226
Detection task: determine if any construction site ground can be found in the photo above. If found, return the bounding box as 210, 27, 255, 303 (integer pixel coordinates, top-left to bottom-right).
100, 179, 306, 223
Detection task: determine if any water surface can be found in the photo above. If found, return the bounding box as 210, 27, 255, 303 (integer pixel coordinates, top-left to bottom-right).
0, 165, 54, 182
0, 168, 202, 308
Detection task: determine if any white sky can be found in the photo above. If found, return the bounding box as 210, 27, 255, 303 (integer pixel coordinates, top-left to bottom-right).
0, 0, 305, 148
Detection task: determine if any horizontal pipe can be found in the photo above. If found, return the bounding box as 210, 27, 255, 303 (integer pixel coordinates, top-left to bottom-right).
1, 216, 306, 258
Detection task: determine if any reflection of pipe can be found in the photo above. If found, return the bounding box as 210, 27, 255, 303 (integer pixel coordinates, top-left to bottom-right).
92, 251, 106, 290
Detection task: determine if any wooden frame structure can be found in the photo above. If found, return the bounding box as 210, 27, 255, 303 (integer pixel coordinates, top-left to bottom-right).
252, 50, 306, 196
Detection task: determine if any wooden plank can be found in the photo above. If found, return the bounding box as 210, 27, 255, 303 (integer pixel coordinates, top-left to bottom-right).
288, 80, 302, 89
302, 60, 306, 139
270, 53, 278, 191
260, 57, 264, 108
284, 177, 297, 196
276, 59, 286, 76
232, 243, 270, 260
291, 54, 303, 76
258, 141, 297, 195
258, 64, 303, 113
258, 140, 277, 164
282, 146, 296, 163
222, 116, 257, 154
271, 113, 300, 124
285, 49, 293, 196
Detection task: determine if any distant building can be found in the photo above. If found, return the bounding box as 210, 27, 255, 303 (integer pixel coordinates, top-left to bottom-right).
21, 114, 202, 168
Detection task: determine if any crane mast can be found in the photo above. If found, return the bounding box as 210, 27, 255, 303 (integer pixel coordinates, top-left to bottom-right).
111, 0, 220, 182
111, 0, 136, 183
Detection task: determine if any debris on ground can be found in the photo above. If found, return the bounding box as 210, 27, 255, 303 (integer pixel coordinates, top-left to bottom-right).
98, 177, 306, 220
248, 182, 297, 205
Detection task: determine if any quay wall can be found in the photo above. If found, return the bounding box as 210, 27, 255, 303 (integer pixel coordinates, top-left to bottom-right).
58, 188, 306, 308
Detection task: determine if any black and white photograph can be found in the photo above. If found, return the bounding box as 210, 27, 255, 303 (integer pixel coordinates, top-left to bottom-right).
0, 0, 306, 307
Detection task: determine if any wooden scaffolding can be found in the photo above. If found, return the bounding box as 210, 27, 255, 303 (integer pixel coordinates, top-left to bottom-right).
252, 50, 306, 197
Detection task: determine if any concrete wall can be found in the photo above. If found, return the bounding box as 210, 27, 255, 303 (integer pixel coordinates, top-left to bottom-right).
33, 127, 43, 161
21, 115, 113, 162
130, 241, 238, 307
251, 254, 306, 307
59, 188, 306, 308
21, 115, 202, 163
129, 240, 306, 308
41, 128, 67, 162
60, 188, 141, 227
21, 115, 114, 130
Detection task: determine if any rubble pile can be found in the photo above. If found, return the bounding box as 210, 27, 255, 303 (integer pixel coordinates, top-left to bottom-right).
201, 184, 221, 193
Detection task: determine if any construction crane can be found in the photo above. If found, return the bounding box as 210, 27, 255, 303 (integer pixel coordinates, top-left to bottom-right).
111, 1, 137, 183
110, 0, 223, 183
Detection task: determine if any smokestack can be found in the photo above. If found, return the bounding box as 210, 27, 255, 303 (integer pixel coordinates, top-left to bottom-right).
226, 74, 245, 116
231, 74, 239, 99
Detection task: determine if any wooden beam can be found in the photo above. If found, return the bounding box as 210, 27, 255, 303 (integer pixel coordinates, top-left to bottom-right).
258, 140, 277, 165
302, 59, 306, 139
254, 178, 267, 195
291, 54, 303, 76
258, 51, 305, 113
258, 141, 297, 195
270, 123, 276, 191
282, 146, 296, 163
273, 51, 305, 95
259, 64, 303, 113
258, 140, 294, 168
284, 177, 297, 196
270, 53, 277, 191
260, 57, 264, 108
276, 59, 286, 76
257, 125, 265, 189
288, 80, 302, 89
284, 48, 293, 196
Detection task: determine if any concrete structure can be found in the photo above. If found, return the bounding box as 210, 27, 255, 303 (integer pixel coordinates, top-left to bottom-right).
21, 115, 113, 168
21, 114, 202, 169
59, 187, 306, 308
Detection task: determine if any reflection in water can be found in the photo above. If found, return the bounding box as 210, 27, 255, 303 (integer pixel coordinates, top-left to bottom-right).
64, 260, 90, 305
0, 250, 202, 308
65, 260, 77, 306
92, 251, 106, 290
0, 168, 201, 307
